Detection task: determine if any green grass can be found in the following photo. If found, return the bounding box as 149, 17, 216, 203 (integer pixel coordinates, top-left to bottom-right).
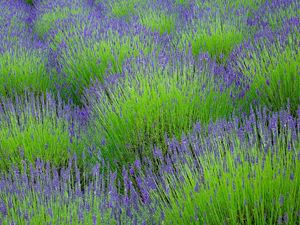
155, 136, 300, 225
0, 47, 53, 98
236, 31, 300, 115
86, 63, 234, 171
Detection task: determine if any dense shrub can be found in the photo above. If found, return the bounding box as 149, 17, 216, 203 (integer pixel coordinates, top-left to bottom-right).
85, 59, 234, 170
178, 17, 247, 64
1, 107, 299, 224
0, 94, 84, 171
0, 47, 53, 97
0, 1, 299, 224
34, 0, 91, 39
139, 9, 177, 35
235, 27, 300, 115
54, 27, 158, 104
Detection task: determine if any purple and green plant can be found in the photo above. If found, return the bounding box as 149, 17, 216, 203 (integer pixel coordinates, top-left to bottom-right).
247, 0, 299, 30
154, 118, 300, 224
55, 27, 158, 104
1, 107, 300, 224
196, 0, 266, 12
0, 46, 53, 97
0, 93, 84, 172
0, 155, 156, 224
140, 106, 300, 224
138, 9, 177, 35
85, 59, 234, 171
35, 7, 83, 39
0, 0, 32, 44
266, 1, 299, 30
34, 0, 91, 39
178, 16, 246, 64
235, 28, 300, 115
106, 0, 141, 18
0, 0, 299, 224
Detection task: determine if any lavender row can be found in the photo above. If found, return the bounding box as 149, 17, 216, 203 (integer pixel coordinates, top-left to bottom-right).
1, 106, 299, 224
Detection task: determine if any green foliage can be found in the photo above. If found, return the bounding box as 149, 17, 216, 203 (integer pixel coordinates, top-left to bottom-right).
48, 21, 86, 52
0, 47, 53, 97
87, 64, 234, 170
139, 10, 176, 35
0, 163, 150, 225
174, 0, 189, 6
34, 7, 83, 39
0, 96, 83, 172
180, 18, 245, 63
196, 0, 266, 12
109, 0, 140, 18
236, 31, 300, 115
56, 30, 156, 104
267, 3, 300, 30
0, 6, 31, 45
1, 195, 116, 225
155, 137, 300, 225
0, 15, 27, 37
25, 0, 33, 4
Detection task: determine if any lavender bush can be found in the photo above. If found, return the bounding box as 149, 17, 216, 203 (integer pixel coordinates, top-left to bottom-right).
0, 0, 299, 224
55, 27, 159, 104
1, 108, 300, 224
234, 23, 300, 115
85, 55, 234, 171
154, 108, 300, 224
0, 93, 84, 172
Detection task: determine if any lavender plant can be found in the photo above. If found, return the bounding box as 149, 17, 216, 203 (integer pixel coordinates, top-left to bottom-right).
235, 28, 300, 115
0, 0, 32, 44
151, 108, 300, 224
196, 0, 266, 12
138, 9, 177, 35
54, 25, 158, 104
0, 46, 53, 97
0, 0, 299, 224
34, 0, 90, 39
85, 58, 234, 170
35, 8, 83, 39
0, 93, 84, 172
157, 142, 300, 224
0, 156, 156, 224
1, 107, 300, 225
247, 0, 299, 30
268, 7, 299, 31
178, 17, 246, 64
107, 0, 141, 18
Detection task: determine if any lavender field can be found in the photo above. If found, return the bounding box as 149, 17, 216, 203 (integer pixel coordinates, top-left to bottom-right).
0, 0, 299, 224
